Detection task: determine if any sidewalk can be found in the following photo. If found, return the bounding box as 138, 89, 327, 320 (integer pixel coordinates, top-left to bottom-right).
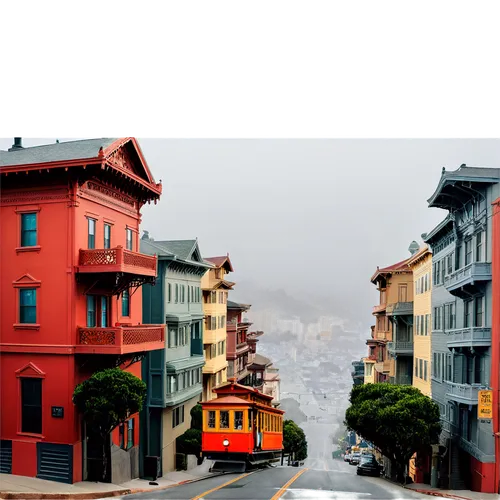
404, 482, 500, 500
0, 460, 220, 499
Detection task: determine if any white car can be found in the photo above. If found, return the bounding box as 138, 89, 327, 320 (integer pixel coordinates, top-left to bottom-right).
349, 452, 362, 465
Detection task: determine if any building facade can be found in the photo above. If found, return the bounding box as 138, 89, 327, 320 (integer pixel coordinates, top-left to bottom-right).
247, 354, 281, 407
424, 164, 499, 492
226, 300, 254, 385
351, 360, 365, 386
369, 249, 415, 386
406, 244, 433, 484
492, 196, 500, 494
364, 326, 385, 384
200, 256, 233, 401
140, 236, 210, 475
407, 244, 433, 397
0, 138, 165, 484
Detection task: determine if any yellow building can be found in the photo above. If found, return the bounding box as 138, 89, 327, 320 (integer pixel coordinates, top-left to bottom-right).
407, 244, 432, 397
201, 255, 233, 401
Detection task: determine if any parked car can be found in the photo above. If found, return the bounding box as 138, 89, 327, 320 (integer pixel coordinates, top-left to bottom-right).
356, 454, 383, 476
343, 453, 351, 462
349, 452, 362, 465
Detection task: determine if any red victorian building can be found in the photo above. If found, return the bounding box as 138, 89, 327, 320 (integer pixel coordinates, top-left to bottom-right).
0, 138, 165, 484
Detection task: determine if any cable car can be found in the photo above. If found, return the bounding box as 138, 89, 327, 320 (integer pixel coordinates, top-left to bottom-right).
201, 378, 285, 472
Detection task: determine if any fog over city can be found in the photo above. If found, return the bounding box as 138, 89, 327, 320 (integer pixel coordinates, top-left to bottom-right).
3, 137, 499, 472
3, 138, 499, 328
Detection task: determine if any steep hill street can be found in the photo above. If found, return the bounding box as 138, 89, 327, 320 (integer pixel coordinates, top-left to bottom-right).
111, 464, 435, 499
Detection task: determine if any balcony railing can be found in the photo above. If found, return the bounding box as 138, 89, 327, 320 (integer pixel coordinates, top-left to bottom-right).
395, 374, 412, 385
387, 341, 414, 354
446, 327, 492, 349
372, 303, 387, 314
374, 360, 390, 374
375, 330, 390, 341
444, 262, 492, 293
78, 246, 157, 276
446, 382, 481, 405
76, 324, 165, 354
386, 302, 413, 316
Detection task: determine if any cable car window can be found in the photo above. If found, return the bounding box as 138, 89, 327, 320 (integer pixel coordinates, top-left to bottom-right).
220, 410, 229, 429
248, 410, 252, 430
208, 411, 216, 428
234, 411, 243, 430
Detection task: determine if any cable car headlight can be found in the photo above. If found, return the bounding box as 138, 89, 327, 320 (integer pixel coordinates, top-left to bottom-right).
223, 439, 230, 447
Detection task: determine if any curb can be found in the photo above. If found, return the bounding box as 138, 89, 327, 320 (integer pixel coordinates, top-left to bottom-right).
0, 472, 225, 500
404, 488, 474, 500
0, 490, 131, 500
128, 471, 225, 495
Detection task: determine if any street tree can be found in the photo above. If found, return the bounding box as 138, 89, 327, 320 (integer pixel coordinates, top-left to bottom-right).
190, 403, 202, 430
73, 368, 147, 481
283, 419, 308, 462
344, 383, 441, 483
176, 404, 204, 469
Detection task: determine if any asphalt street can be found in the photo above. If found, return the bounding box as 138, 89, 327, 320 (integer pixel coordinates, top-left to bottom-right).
113, 462, 435, 500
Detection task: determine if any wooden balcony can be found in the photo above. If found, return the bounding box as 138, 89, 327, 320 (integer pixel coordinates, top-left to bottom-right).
386, 302, 413, 316
387, 341, 413, 355
374, 360, 390, 374
446, 382, 481, 405
446, 327, 491, 349
444, 262, 492, 298
75, 324, 164, 354
375, 330, 390, 341
77, 246, 157, 277
372, 303, 387, 314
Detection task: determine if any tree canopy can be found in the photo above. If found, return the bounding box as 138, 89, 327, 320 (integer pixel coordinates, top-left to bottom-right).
344, 383, 441, 482
176, 404, 203, 469
73, 368, 147, 438
190, 404, 202, 431
283, 419, 308, 461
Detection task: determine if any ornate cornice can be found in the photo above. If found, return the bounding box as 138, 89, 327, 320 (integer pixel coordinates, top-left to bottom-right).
0, 189, 69, 206
79, 180, 138, 216
85, 181, 136, 206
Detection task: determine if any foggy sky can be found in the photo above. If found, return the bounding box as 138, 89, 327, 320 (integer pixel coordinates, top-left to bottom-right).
2, 138, 499, 327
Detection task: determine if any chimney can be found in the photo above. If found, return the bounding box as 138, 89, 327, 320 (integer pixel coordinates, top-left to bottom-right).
8, 137, 23, 151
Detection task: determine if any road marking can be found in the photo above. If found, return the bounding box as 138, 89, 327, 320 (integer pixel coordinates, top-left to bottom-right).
309, 467, 355, 474
270, 468, 308, 500
191, 472, 251, 500
280, 488, 372, 497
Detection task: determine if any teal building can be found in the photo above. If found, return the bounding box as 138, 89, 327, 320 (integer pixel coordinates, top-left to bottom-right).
139, 232, 211, 476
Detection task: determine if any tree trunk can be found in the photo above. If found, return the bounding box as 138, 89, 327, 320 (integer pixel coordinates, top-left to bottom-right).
100, 433, 109, 483
391, 455, 407, 484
